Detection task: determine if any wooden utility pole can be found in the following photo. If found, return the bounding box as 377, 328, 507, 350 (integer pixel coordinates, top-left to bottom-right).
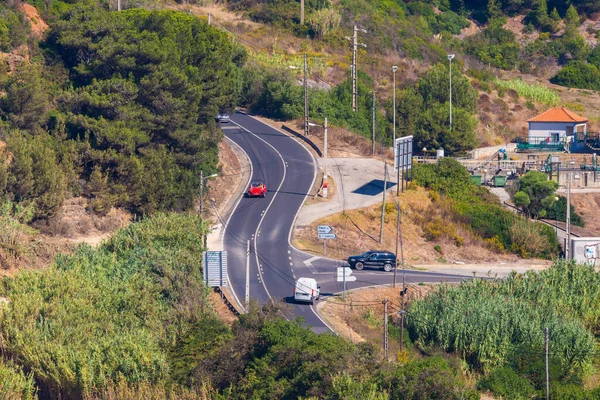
300, 0, 304, 24
380, 163, 387, 243
323, 118, 329, 198
394, 201, 400, 288
545, 327, 550, 400
372, 91, 376, 154
383, 298, 389, 359
304, 53, 309, 136
566, 172, 572, 259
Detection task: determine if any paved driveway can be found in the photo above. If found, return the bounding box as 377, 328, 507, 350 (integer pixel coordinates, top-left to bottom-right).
295, 158, 396, 227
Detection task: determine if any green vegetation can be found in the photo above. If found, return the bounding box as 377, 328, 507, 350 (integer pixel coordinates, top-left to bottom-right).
0, 211, 481, 397
512, 171, 584, 227
0, 213, 212, 396
513, 171, 558, 217
0, 4, 31, 52
409, 260, 600, 397
494, 78, 560, 106
0, 5, 243, 219
413, 159, 559, 258
0, 361, 37, 399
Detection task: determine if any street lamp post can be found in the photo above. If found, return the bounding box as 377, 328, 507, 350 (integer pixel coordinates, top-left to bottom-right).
447, 54, 455, 132
554, 196, 559, 235
393, 65, 398, 196
200, 171, 218, 219
392, 65, 398, 147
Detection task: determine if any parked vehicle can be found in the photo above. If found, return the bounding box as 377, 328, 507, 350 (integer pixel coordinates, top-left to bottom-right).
294, 277, 320, 304
347, 250, 396, 272
247, 180, 267, 197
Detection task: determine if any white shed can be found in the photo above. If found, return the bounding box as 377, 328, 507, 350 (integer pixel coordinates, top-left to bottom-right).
527, 108, 587, 147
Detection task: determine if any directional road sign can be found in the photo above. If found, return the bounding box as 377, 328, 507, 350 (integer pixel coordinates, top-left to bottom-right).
318, 225, 333, 234
318, 233, 337, 239
337, 267, 357, 282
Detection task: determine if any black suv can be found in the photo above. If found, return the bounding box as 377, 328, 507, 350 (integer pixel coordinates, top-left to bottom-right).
347, 251, 397, 272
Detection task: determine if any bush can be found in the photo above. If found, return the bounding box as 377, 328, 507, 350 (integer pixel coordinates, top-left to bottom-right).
0, 361, 37, 399
0, 213, 212, 397
376, 357, 479, 400
477, 367, 535, 399
408, 265, 595, 373
551, 61, 600, 90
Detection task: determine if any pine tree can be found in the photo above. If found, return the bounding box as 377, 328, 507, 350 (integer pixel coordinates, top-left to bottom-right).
536, 0, 548, 25
550, 7, 561, 22
565, 5, 579, 27
487, 0, 502, 21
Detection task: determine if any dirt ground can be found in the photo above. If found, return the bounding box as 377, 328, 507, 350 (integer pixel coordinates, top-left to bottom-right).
293, 187, 532, 265
205, 139, 246, 222
18, 3, 48, 38
318, 284, 435, 352
570, 193, 600, 235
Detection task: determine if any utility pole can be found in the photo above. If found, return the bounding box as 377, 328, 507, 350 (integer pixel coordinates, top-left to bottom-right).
383, 298, 389, 359
300, 0, 304, 24
545, 327, 550, 400
245, 240, 250, 309
304, 53, 309, 136
393, 66, 398, 194
394, 201, 400, 288
117, 0, 121, 11
208, 12, 211, 25
352, 26, 358, 112
392, 66, 398, 149
380, 163, 387, 243
323, 118, 329, 198
372, 91, 376, 155
346, 26, 366, 112
566, 171, 572, 259
399, 199, 406, 352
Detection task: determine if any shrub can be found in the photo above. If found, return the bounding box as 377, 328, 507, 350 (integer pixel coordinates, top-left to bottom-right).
477, 367, 535, 399
551, 61, 600, 90
0, 213, 212, 397
0, 361, 37, 399
376, 357, 480, 400
408, 265, 595, 373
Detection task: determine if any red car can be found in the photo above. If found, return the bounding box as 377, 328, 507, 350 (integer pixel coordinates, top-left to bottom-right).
248, 180, 267, 198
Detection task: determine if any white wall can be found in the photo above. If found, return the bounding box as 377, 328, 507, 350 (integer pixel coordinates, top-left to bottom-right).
528, 122, 570, 142
569, 237, 600, 266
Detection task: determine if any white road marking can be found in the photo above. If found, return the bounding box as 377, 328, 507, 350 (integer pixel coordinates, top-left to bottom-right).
219, 137, 253, 313
232, 119, 288, 306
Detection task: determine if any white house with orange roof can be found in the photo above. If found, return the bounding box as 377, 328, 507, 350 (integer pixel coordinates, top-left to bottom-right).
526, 107, 588, 151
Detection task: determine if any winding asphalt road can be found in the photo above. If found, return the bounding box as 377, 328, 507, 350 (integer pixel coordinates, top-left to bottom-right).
222, 113, 470, 333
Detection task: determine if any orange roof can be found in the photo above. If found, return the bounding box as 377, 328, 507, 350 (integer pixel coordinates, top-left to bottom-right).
527, 108, 588, 123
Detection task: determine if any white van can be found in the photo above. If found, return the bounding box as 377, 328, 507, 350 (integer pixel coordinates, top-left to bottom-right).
294, 277, 320, 304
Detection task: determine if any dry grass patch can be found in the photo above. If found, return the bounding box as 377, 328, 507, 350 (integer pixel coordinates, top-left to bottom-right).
293, 187, 524, 265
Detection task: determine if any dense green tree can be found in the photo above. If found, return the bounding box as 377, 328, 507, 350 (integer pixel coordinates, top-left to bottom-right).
565, 4, 580, 27
514, 171, 558, 217
45, 5, 244, 215
0, 63, 50, 131
551, 60, 600, 90
397, 63, 478, 154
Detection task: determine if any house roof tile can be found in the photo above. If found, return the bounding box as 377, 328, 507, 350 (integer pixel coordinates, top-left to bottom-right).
527, 108, 588, 123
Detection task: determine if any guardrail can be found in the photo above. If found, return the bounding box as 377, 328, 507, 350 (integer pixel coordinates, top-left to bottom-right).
281, 125, 323, 157
215, 286, 242, 316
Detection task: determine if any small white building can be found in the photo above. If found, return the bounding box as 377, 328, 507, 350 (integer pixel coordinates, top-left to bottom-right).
527, 107, 587, 148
